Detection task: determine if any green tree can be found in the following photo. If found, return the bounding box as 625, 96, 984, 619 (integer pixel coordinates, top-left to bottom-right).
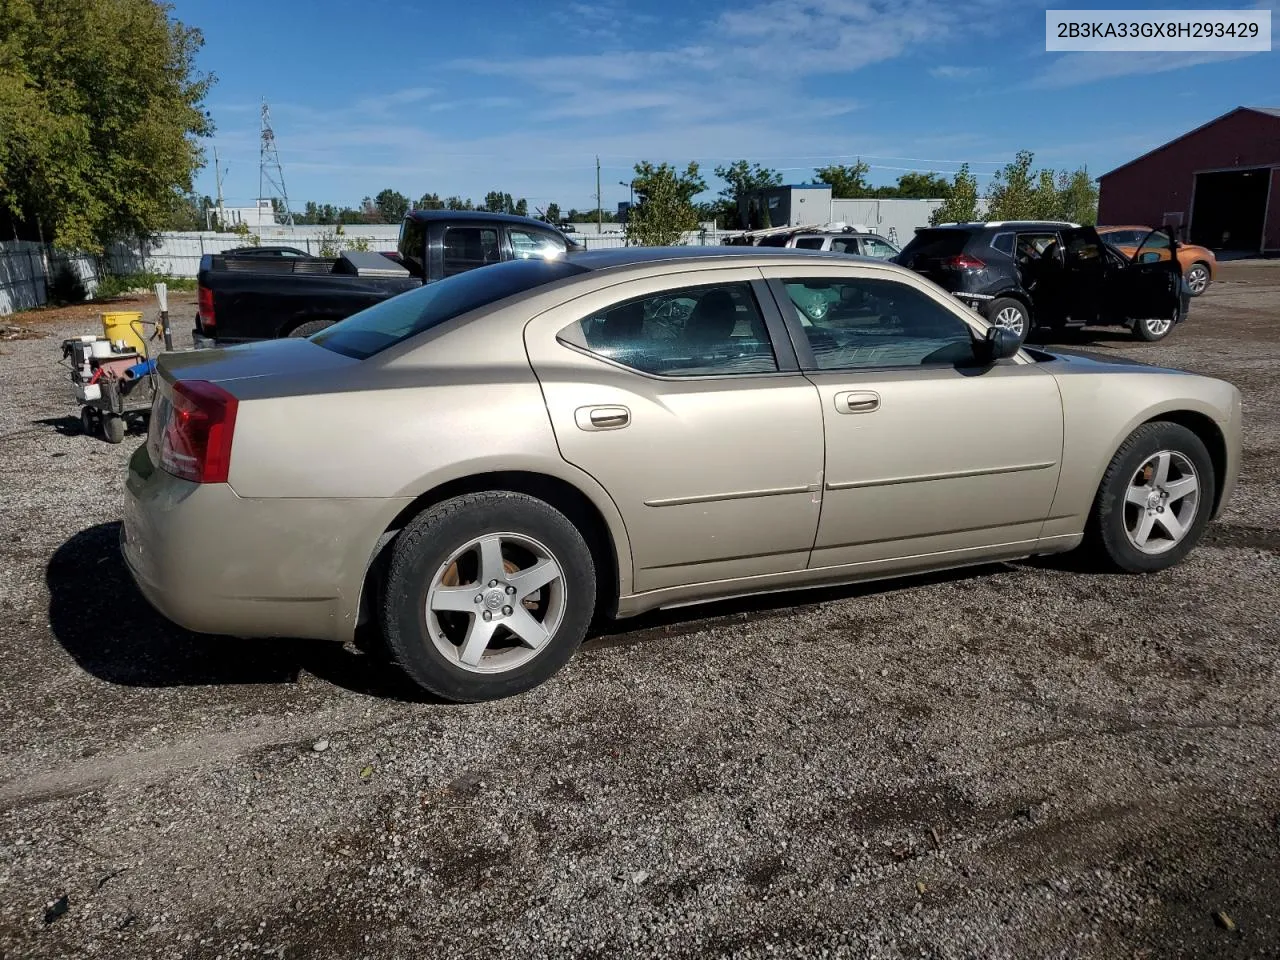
625, 161, 706, 246
514, 197, 528, 217
444, 196, 473, 211
416, 192, 443, 210
0, 0, 213, 251
1059, 167, 1098, 225
986, 150, 1038, 221
814, 161, 871, 199
712, 160, 782, 228
929, 164, 980, 225
889, 172, 953, 199
483, 191, 514, 213
545, 201, 561, 222
373, 189, 409, 223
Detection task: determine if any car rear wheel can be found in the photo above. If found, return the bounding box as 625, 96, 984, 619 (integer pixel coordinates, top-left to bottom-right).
1083, 421, 1215, 573
984, 298, 1029, 345
381, 491, 596, 702
287, 319, 335, 338
1133, 309, 1176, 342
1185, 261, 1211, 296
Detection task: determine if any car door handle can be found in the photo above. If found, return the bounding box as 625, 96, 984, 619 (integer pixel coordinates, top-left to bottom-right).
575, 405, 630, 431
834, 391, 880, 414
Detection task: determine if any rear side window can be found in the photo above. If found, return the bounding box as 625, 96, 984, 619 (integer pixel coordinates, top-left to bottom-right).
794, 237, 825, 250
443, 226, 500, 276
897, 228, 970, 262
312, 258, 589, 360
557, 282, 778, 377
991, 233, 1015, 256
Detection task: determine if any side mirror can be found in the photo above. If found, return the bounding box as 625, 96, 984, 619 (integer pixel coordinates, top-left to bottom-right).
980, 325, 1021, 363
1138, 251, 1161, 263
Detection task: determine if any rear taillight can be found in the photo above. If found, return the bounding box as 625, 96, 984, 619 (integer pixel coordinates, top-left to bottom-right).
197, 285, 215, 331
159, 380, 238, 484
943, 254, 986, 270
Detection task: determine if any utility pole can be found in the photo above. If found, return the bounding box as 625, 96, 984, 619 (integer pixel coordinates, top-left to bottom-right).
596, 155, 602, 233
212, 147, 226, 230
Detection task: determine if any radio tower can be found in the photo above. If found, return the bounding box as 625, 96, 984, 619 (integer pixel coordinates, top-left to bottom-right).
259, 99, 294, 227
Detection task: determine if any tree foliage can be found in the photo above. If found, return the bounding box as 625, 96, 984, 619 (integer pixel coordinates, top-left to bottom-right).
625, 161, 706, 246
814, 161, 871, 199
374, 188, 410, 223
713, 160, 781, 228
415, 192, 444, 210
544, 201, 561, 223
0, 0, 214, 251
985, 150, 1098, 224
928, 164, 980, 225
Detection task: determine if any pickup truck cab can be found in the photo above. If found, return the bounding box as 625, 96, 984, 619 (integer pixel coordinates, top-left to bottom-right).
195, 211, 581, 345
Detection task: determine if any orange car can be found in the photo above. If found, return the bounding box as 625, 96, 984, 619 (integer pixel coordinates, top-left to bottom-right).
1097, 226, 1217, 296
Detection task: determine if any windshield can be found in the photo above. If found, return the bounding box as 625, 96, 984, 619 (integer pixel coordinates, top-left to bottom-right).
311, 258, 590, 360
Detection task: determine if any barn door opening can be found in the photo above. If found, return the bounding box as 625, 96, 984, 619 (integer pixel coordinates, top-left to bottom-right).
1190, 168, 1269, 252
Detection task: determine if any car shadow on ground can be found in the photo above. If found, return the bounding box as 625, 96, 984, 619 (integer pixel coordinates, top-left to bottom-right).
52, 523, 1017, 699
47, 522, 431, 702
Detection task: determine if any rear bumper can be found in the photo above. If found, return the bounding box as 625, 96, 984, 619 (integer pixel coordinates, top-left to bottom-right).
121, 445, 409, 642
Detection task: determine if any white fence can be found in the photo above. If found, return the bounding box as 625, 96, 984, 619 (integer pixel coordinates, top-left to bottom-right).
1, 228, 736, 316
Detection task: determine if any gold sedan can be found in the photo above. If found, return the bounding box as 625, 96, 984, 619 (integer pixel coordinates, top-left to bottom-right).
122, 247, 1241, 701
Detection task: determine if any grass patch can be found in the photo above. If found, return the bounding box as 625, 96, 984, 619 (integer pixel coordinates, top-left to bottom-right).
95, 273, 197, 298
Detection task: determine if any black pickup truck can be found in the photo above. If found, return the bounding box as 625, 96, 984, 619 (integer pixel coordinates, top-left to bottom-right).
194, 210, 582, 344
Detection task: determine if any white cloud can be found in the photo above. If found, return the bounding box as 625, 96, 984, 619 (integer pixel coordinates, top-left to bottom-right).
1032, 49, 1263, 88
929, 65, 985, 79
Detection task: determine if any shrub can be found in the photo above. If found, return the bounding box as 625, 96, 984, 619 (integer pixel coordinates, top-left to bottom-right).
96, 272, 197, 298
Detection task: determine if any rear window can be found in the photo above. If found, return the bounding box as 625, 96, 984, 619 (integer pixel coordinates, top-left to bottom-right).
311, 258, 589, 360
897, 228, 970, 261
397, 218, 427, 276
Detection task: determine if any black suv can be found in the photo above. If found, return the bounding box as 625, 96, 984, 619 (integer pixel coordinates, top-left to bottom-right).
894, 221, 1189, 343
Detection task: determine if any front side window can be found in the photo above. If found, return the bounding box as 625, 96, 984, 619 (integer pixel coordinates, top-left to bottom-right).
779, 277, 977, 370
557, 282, 778, 377
859, 237, 899, 259
443, 226, 500, 276
510, 229, 567, 259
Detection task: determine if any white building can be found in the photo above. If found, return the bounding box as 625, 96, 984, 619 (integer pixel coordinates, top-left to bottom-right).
210, 199, 278, 230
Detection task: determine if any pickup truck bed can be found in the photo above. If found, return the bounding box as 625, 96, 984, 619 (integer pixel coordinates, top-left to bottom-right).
195, 211, 581, 346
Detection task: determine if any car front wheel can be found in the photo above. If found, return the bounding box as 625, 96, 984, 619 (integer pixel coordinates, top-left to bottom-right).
381, 491, 597, 701
1084, 421, 1215, 573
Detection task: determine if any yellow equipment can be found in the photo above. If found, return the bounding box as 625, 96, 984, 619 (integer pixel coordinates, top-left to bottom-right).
101, 311, 148, 358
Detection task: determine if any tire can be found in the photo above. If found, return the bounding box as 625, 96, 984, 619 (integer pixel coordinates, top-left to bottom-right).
380, 491, 597, 702
103, 414, 125, 444
1083, 421, 1215, 573
79, 406, 96, 436
287, 319, 335, 338
984, 297, 1030, 345
1133, 309, 1177, 342
1185, 261, 1211, 297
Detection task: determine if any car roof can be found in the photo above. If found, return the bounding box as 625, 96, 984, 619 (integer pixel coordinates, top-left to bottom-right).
564, 245, 905, 273
926, 220, 1080, 231
404, 209, 565, 229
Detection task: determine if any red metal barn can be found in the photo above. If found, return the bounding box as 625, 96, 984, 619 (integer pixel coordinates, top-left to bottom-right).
1097, 106, 1280, 254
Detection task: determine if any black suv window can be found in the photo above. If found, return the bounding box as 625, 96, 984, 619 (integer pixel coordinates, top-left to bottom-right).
897, 228, 969, 265
779, 277, 976, 369
558, 282, 778, 377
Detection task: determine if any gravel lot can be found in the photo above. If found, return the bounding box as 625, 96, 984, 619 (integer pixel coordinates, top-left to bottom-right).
1, 266, 1278, 959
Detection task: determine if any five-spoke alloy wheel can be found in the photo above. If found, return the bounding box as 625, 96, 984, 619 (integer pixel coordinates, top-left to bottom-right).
1086, 421, 1215, 572
381, 491, 596, 701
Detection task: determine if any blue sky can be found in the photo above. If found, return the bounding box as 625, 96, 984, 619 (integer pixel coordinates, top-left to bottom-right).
177, 0, 1277, 213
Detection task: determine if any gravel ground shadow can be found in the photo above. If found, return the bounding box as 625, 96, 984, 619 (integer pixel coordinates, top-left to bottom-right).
46, 522, 428, 700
